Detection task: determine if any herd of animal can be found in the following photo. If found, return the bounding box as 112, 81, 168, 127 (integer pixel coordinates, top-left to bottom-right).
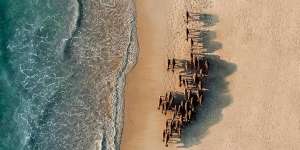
157, 11, 210, 147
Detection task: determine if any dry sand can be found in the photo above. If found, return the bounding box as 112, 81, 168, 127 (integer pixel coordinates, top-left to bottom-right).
121, 0, 300, 150
120, 0, 171, 149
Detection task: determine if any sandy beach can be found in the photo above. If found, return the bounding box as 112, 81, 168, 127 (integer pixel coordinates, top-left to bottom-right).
120, 0, 171, 149
121, 0, 300, 150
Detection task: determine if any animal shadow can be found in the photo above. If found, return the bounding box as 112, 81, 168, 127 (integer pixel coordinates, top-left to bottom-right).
178, 55, 237, 148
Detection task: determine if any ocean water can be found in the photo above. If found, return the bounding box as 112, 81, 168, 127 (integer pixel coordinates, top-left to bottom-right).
0, 0, 138, 149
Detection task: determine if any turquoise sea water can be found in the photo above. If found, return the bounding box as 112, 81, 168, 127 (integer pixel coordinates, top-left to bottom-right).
0, 0, 137, 149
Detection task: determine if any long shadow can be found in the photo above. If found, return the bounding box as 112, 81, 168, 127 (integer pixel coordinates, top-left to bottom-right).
174, 59, 187, 69
179, 55, 236, 148
174, 59, 202, 75
191, 31, 222, 53
173, 59, 191, 74
178, 13, 237, 148
188, 13, 219, 27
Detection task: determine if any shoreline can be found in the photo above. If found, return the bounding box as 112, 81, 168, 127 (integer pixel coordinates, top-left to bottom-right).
113, 14, 139, 149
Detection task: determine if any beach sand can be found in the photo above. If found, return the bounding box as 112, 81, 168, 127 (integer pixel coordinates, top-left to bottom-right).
121, 0, 300, 150
120, 0, 172, 149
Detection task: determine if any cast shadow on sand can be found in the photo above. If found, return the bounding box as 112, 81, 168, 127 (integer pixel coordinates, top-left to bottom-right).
189, 13, 219, 27
191, 31, 222, 53
178, 13, 237, 148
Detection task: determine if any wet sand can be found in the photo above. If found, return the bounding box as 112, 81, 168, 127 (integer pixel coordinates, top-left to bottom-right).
121, 0, 300, 149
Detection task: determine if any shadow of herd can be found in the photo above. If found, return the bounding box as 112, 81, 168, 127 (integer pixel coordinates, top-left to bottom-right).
157, 11, 213, 147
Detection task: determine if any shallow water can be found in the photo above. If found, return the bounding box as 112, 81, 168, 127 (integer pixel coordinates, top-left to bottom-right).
0, 0, 137, 149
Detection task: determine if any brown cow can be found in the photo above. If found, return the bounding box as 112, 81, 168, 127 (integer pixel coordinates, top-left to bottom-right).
172, 58, 176, 71
165, 132, 170, 147
158, 96, 164, 110
186, 28, 189, 41
167, 59, 171, 70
